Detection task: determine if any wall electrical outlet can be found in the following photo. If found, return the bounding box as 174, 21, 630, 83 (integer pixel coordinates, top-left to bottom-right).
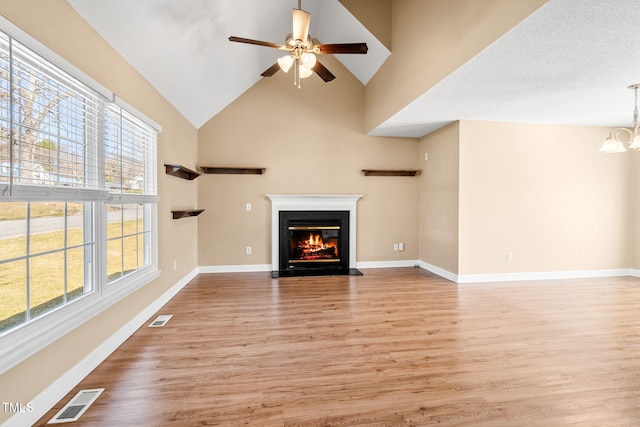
393, 243, 399, 251
398, 242, 404, 251
245, 202, 252, 211
246, 246, 252, 255
507, 252, 513, 261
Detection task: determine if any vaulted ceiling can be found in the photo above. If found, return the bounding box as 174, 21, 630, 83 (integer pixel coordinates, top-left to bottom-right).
66, 0, 390, 129
67, 0, 640, 138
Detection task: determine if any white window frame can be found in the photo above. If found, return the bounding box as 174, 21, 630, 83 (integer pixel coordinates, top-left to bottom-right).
0, 16, 161, 375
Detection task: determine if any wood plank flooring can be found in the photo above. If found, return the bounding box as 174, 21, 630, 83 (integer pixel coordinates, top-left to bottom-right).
35, 268, 640, 426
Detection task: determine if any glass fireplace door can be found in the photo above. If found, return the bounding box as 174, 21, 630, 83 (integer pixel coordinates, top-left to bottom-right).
288, 226, 340, 264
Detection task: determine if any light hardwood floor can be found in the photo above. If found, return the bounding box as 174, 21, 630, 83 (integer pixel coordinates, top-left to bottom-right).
36, 268, 640, 426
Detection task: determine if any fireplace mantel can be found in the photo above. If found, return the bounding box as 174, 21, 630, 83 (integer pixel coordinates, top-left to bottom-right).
266, 194, 362, 271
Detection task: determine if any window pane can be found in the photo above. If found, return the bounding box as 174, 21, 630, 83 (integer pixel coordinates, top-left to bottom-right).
29, 251, 65, 318
123, 207, 139, 236
104, 106, 156, 195
66, 202, 86, 247
138, 233, 146, 267
107, 238, 122, 282
136, 204, 144, 233
106, 203, 151, 284
107, 204, 123, 239
66, 247, 86, 302
0, 202, 27, 258
29, 202, 65, 254
0, 260, 27, 332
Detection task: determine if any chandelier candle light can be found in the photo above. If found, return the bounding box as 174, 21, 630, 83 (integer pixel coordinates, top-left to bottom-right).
600, 83, 640, 153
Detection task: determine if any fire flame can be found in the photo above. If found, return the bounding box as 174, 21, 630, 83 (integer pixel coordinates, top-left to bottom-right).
308, 233, 322, 247
298, 232, 338, 258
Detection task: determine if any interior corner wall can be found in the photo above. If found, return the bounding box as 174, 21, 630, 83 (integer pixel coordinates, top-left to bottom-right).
631, 152, 640, 270
197, 55, 420, 268
457, 121, 631, 276
0, 2, 198, 423
363, 0, 548, 132
418, 122, 460, 275
338, 0, 392, 51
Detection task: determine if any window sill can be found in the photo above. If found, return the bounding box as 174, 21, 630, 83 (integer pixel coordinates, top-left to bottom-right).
0, 266, 160, 376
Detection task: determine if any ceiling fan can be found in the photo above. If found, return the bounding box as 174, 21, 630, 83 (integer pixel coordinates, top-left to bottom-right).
229, 0, 368, 88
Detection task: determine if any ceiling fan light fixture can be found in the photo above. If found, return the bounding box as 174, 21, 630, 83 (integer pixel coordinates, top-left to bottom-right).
228, 0, 366, 88
299, 64, 313, 79
277, 55, 294, 73
301, 52, 316, 68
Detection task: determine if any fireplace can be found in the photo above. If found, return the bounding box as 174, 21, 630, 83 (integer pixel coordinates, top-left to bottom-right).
267, 194, 363, 277
279, 210, 349, 272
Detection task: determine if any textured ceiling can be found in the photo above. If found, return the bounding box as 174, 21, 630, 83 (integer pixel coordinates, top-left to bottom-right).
67, 0, 640, 137
371, 0, 640, 137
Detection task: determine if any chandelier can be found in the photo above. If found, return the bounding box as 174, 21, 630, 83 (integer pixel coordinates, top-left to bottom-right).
599, 83, 640, 153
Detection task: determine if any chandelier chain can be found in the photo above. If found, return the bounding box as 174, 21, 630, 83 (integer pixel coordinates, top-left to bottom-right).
634, 86, 638, 130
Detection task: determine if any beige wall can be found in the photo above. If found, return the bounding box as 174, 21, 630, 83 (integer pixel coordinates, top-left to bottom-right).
631, 151, 640, 269
418, 120, 632, 277
418, 122, 460, 274
364, 0, 548, 132
458, 121, 631, 275
0, 2, 198, 423
197, 55, 420, 266
339, 0, 392, 50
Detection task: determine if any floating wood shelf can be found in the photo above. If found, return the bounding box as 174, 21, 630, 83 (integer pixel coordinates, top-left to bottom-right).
200, 166, 265, 175
362, 169, 422, 177
171, 209, 205, 220
164, 164, 201, 180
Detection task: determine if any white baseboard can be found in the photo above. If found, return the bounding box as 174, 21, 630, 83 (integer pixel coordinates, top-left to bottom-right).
198, 264, 272, 274
198, 261, 423, 273
4, 268, 199, 427
457, 268, 635, 284
416, 262, 640, 284
356, 260, 419, 269
417, 261, 459, 282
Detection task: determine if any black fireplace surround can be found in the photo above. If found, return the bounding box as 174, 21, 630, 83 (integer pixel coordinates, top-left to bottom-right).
275, 210, 360, 277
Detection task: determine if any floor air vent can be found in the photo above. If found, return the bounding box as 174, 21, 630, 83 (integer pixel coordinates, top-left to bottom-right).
48, 388, 104, 424
148, 314, 173, 327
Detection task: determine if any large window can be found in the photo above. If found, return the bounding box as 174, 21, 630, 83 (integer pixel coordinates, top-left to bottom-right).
0, 24, 159, 355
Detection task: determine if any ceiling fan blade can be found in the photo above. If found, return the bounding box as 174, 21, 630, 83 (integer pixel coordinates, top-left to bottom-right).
312, 60, 335, 82
229, 36, 283, 49
292, 9, 311, 42
261, 63, 281, 77
316, 43, 368, 55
